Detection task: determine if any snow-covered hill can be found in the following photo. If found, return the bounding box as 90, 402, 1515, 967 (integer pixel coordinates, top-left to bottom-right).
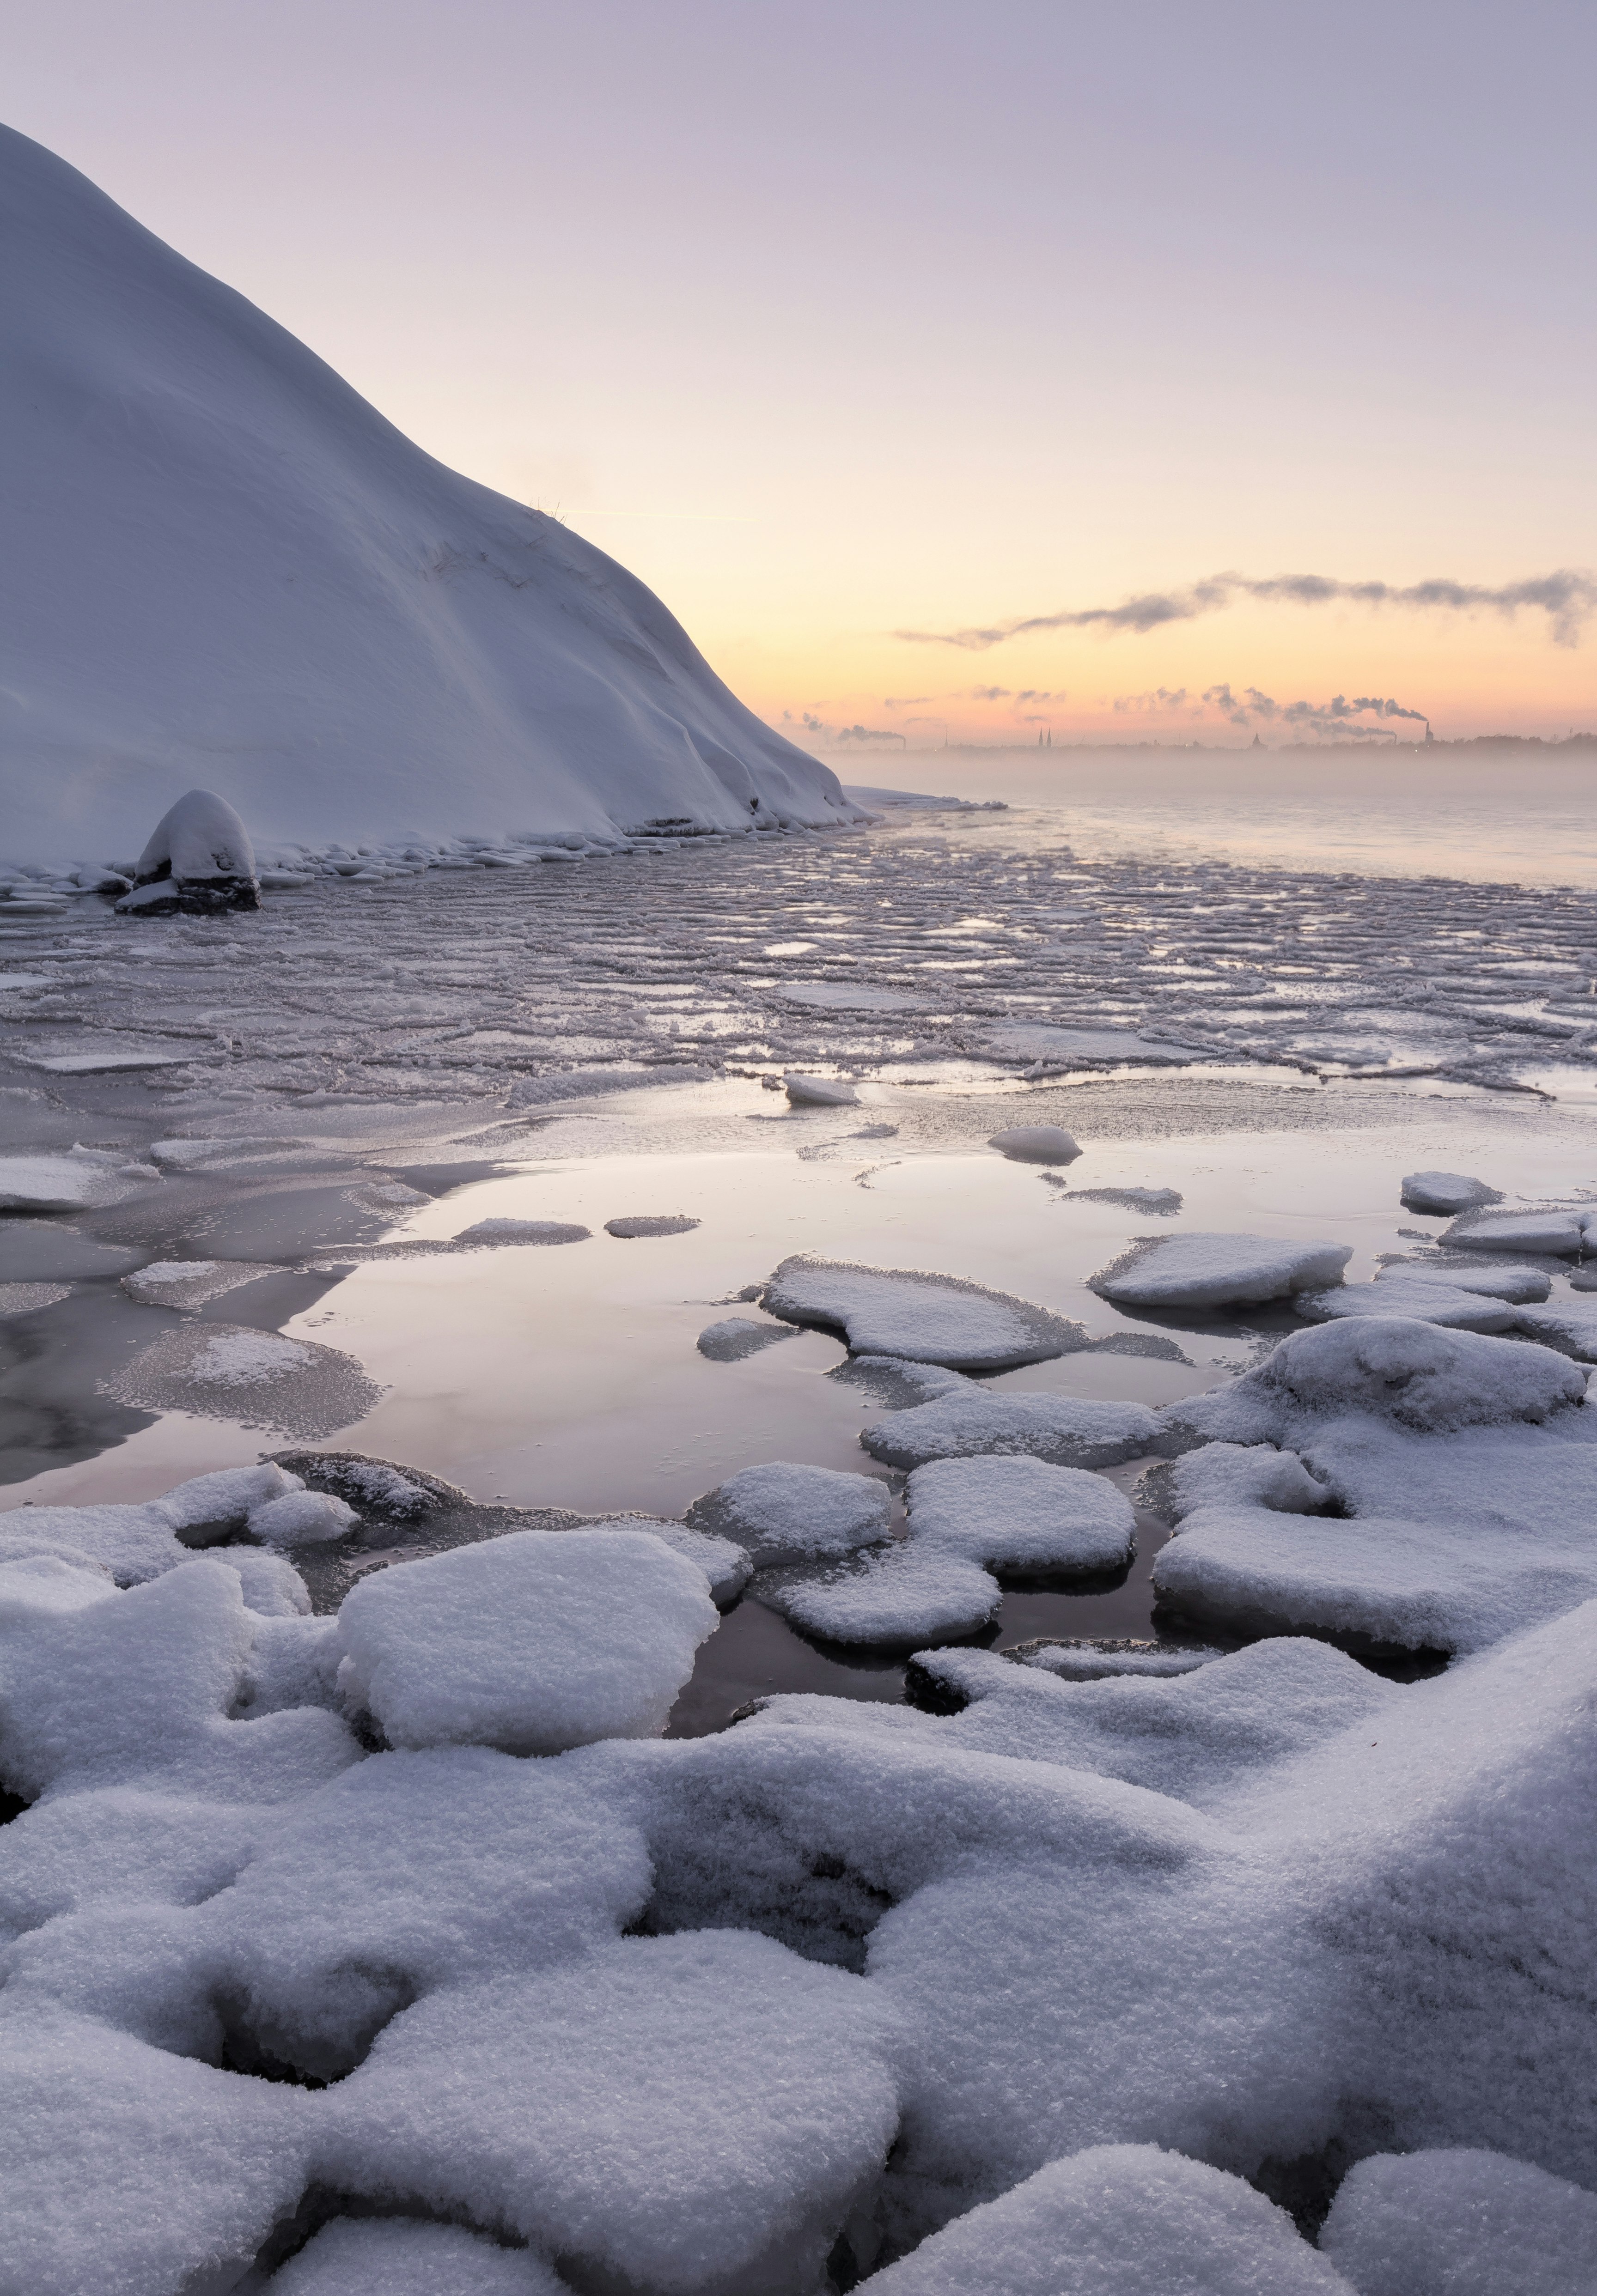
0, 126, 855, 869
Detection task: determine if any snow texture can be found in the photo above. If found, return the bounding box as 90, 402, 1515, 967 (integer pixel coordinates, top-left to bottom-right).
1321, 2149, 1597, 2296
1400, 1170, 1502, 1215
247, 1490, 360, 1548
0, 1462, 317, 1587
696, 1315, 800, 1362
0, 1281, 69, 1315
0, 127, 856, 867
611, 1517, 754, 1606
769, 1457, 1135, 1646
1050, 1184, 1183, 1214
332, 1527, 719, 1753
863, 1388, 1161, 1470
0, 1148, 155, 1212
1093, 1232, 1353, 1309
686, 1462, 891, 1567
762, 1256, 1085, 1370
104, 1322, 384, 1439
987, 1125, 1081, 1163
859, 2145, 1354, 2293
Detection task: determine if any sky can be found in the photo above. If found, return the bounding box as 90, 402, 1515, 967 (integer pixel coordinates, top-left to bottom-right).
7, 0, 1596, 755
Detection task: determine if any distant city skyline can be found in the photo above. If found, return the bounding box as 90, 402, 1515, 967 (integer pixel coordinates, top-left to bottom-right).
9, 0, 1594, 759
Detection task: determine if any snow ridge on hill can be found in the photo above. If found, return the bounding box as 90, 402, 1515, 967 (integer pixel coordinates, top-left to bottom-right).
0, 125, 856, 869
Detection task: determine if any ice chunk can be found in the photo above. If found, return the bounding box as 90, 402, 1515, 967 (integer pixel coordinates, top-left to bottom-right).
1380, 1259, 1551, 1302
1294, 1275, 1524, 1333
453, 1217, 590, 1246
1093, 1232, 1353, 1309
0, 1281, 69, 1315
987, 1125, 1081, 1164
321, 1931, 901, 2296
1050, 1184, 1183, 1214
0, 1149, 153, 1213
1400, 1170, 1502, 1215
686, 1462, 891, 1567
106, 1321, 384, 1439
770, 1457, 1134, 1646
696, 1314, 799, 1362
864, 1389, 1160, 1470
1321, 2148, 1597, 2296
763, 1256, 1086, 1370
1160, 1318, 1587, 1446
829, 1355, 973, 1409
247, 1489, 360, 1546
603, 1214, 701, 1238
1509, 1298, 1597, 1361
1010, 1639, 1223, 1681
1152, 1441, 1331, 1519
121, 1258, 279, 1309
859, 2144, 1354, 2293
784, 1072, 859, 1105
1440, 1207, 1593, 1255
332, 1527, 719, 1753
117, 789, 260, 916
271, 2217, 568, 2293
610, 1517, 753, 1606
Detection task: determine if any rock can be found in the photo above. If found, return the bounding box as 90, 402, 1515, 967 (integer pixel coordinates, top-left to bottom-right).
115, 790, 259, 917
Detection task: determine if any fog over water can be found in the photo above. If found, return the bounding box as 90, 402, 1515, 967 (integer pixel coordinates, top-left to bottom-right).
830, 743, 1597, 888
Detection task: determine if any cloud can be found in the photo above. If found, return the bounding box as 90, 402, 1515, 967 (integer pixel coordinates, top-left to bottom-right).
1015, 689, 1061, 703
799, 711, 905, 745
967, 686, 1012, 701
1114, 686, 1191, 714
882, 696, 931, 708
894, 567, 1597, 650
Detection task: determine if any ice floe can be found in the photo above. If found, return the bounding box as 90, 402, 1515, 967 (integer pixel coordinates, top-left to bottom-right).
1048, 1183, 1183, 1214
453, 1216, 590, 1247
1320, 2147, 1597, 2296
762, 1257, 1085, 1370
863, 1388, 1162, 1470
768, 1457, 1135, 1646
0, 1281, 69, 1316
0, 1148, 157, 1213
987, 1124, 1081, 1164
603, 1214, 701, 1239
1093, 1232, 1353, 1310
1399, 1169, 1502, 1215
859, 2144, 1355, 2293
105, 1324, 384, 1440
121, 1259, 280, 1310
1440, 1206, 1597, 1255
686, 1462, 891, 1567
332, 1527, 719, 1753
784, 1071, 859, 1105
696, 1315, 800, 1362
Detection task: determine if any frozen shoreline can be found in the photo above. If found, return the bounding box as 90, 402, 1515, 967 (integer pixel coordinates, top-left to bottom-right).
1, 831, 1595, 2293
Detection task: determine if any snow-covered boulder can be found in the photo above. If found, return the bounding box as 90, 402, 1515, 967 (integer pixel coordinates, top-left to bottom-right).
863, 1389, 1161, 1471
859, 2144, 1353, 2293
987, 1125, 1081, 1164
331, 1527, 719, 1753
0, 125, 854, 868
1092, 1233, 1353, 1310
1320, 2148, 1597, 2296
115, 790, 258, 917
686, 1462, 891, 1567
763, 1257, 1085, 1370
1400, 1169, 1502, 1216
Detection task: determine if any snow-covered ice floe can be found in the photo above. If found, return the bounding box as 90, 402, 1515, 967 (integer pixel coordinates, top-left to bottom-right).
121, 1259, 280, 1310
695, 1315, 800, 1362
1150, 1319, 1597, 1652
1092, 1231, 1353, 1311
686, 1462, 891, 1569
1440, 1205, 1597, 1255
863, 1386, 1162, 1470
768, 1457, 1135, 1646
1399, 1169, 1502, 1216
762, 1257, 1085, 1371
0, 1438, 1595, 2289
0, 1148, 159, 1213
104, 1324, 385, 1441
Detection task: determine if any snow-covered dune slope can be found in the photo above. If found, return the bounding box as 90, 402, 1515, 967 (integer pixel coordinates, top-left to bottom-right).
0, 126, 854, 868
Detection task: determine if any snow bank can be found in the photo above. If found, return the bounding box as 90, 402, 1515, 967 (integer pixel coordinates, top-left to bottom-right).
1093, 1233, 1353, 1310
863, 1389, 1160, 1470
332, 1527, 718, 1752
859, 2144, 1353, 2293
763, 1256, 1085, 1370
0, 125, 855, 868
1321, 2148, 1597, 2296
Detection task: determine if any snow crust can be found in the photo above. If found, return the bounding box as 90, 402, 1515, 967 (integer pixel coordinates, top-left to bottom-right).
1093, 1232, 1353, 1309
0, 125, 854, 866
762, 1257, 1085, 1370
332, 1527, 719, 1752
